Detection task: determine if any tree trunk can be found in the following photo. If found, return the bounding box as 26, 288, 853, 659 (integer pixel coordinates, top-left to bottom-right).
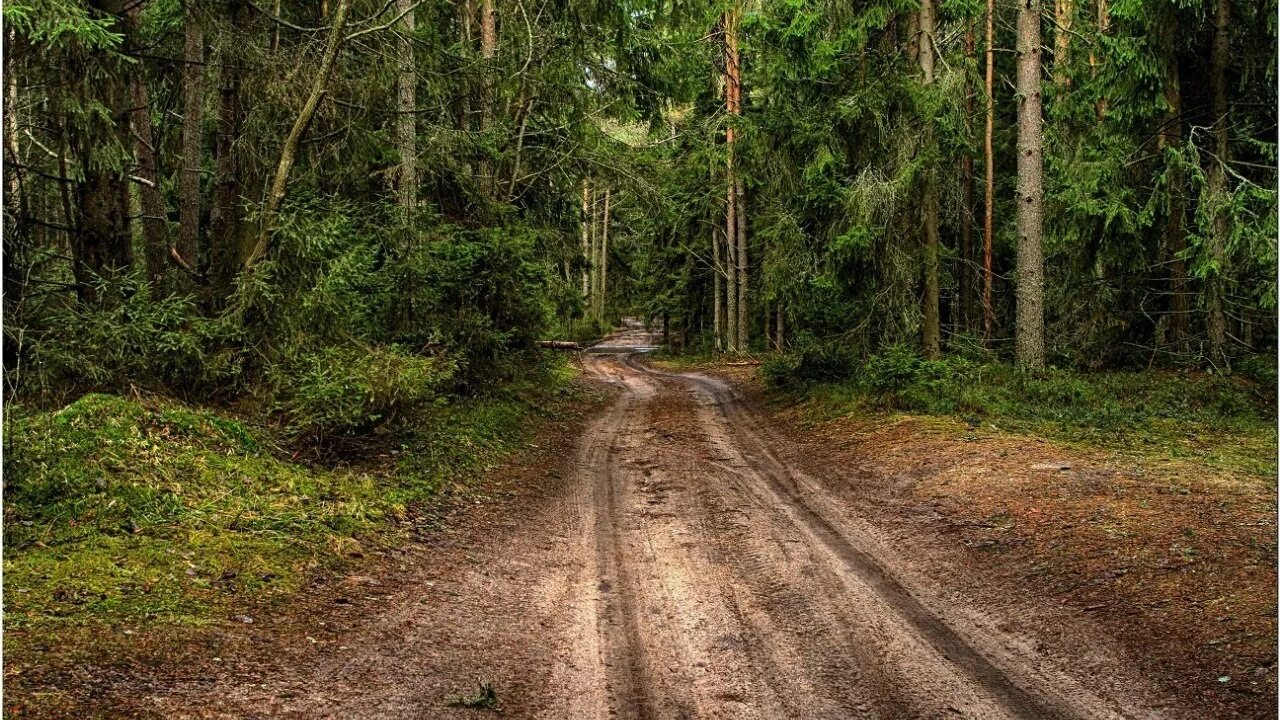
599, 188, 611, 320
246, 0, 352, 268
919, 0, 941, 358
179, 2, 203, 277
960, 19, 976, 334
775, 302, 784, 352
1092, 0, 1110, 118
1054, 0, 1073, 85
125, 5, 169, 289
1205, 0, 1230, 365
1162, 13, 1189, 354
208, 0, 249, 300
581, 178, 590, 301
905, 11, 920, 69
396, 0, 417, 218
1014, 0, 1046, 369
725, 8, 747, 352
713, 226, 723, 351
982, 0, 996, 342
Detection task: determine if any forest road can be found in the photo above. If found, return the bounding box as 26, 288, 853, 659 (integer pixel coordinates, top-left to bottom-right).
157, 321, 1175, 720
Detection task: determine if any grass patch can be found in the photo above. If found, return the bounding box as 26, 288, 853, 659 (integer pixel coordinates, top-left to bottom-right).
762, 346, 1277, 477
2, 358, 583, 662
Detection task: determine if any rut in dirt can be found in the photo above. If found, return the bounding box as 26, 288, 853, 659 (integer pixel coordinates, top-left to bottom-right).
554, 321, 1165, 720
147, 321, 1177, 720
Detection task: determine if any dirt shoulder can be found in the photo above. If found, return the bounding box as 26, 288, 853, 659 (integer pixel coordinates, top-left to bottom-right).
701, 362, 1277, 718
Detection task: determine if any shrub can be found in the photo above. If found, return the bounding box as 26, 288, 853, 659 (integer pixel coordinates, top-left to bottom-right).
279, 344, 456, 438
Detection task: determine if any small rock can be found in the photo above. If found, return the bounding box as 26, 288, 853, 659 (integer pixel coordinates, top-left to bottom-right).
232, 614, 254, 624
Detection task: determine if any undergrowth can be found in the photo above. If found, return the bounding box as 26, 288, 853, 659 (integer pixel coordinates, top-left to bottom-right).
761, 344, 1278, 477
2, 357, 582, 659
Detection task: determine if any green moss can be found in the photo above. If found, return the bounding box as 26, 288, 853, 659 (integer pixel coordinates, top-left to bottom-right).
3, 362, 582, 659
774, 354, 1277, 479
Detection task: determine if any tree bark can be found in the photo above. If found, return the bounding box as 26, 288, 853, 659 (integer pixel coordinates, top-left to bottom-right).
599, 188, 611, 320
396, 0, 417, 218
960, 19, 976, 334
1162, 12, 1188, 354
983, 0, 996, 342
713, 226, 723, 352
722, 11, 739, 353
1092, 0, 1110, 118
245, 0, 352, 268
179, 2, 203, 277
919, 0, 941, 358
125, 4, 170, 289
1205, 0, 1230, 364
1015, 0, 1046, 369
1054, 0, 1073, 86
208, 0, 249, 299
581, 178, 590, 300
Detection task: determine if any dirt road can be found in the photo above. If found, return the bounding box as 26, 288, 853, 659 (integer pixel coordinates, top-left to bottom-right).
150, 324, 1183, 719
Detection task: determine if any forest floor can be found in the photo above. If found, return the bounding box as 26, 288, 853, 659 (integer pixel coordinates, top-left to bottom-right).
10, 323, 1275, 719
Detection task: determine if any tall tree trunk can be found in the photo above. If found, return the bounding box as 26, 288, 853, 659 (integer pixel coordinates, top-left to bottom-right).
713, 227, 723, 351
1162, 13, 1189, 354
1054, 0, 1073, 85
958, 20, 975, 334
1092, 0, 1110, 118
125, 5, 169, 289
722, 11, 739, 353
179, 2, 203, 276
775, 302, 784, 352
919, 0, 941, 358
726, 7, 748, 352
581, 178, 590, 301
982, 0, 996, 342
396, 0, 417, 218
1015, 0, 1046, 369
905, 11, 920, 69
208, 0, 249, 300
1205, 0, 1230, 364
246, 0, 352, 268
598, 188, 611, 320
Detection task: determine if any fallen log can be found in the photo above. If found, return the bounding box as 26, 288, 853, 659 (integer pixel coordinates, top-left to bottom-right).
535, 340, 583, 351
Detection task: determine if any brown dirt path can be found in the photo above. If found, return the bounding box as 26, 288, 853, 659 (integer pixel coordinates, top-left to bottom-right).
131, 323, 1189, 719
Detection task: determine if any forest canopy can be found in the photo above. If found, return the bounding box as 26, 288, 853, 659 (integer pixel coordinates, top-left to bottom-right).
2, 0, 1276, 413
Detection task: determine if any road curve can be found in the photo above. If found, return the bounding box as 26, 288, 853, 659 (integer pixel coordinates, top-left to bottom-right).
148, 323, 1177, 720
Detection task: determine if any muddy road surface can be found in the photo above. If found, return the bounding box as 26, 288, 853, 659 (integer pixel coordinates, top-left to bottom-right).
152, 323, 1181, 719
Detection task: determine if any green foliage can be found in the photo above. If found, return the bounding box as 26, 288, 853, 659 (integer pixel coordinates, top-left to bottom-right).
277, 344, 456, 438
778, 348, 1277, 476
2, 366, 579, 643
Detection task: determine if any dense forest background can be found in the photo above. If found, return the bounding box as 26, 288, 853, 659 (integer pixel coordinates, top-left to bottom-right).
2, 0, 1276, 419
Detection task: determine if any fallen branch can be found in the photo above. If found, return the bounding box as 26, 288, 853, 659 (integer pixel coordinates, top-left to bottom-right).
535, 340, 582, 351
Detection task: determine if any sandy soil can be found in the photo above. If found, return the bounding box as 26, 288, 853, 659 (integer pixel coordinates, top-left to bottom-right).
94, 322, 1214, 720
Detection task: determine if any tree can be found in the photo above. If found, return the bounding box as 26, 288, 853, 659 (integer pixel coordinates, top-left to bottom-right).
983, 0, 997, 342
919, 0, 941, 358
178, 1, 203, 277
1015, 0, 1046, 368
396, 0, 417, 218
1204, 0, 1231, 365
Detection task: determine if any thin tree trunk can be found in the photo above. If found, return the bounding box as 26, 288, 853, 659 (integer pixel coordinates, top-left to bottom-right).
1092, 0, 1110, 118
396, 0, 417, 218
1162, 12, 1188, 354
125, 4, 169, 288
713, 227, 723, 351
1015, 0, 1046, 369
960, 18, 976, 334
599, 188, 611, 320
1054, 0, 1073, 85
1205, 0, 1230, 364
246, 0, 352, 268
179, 2, 203, 276
983, 0, 996, 342
581, 178, 590, 300
208, 0, 249, 299
722, 11, 739, 353
920, 0, 941, 358
768, 299, 778, 351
